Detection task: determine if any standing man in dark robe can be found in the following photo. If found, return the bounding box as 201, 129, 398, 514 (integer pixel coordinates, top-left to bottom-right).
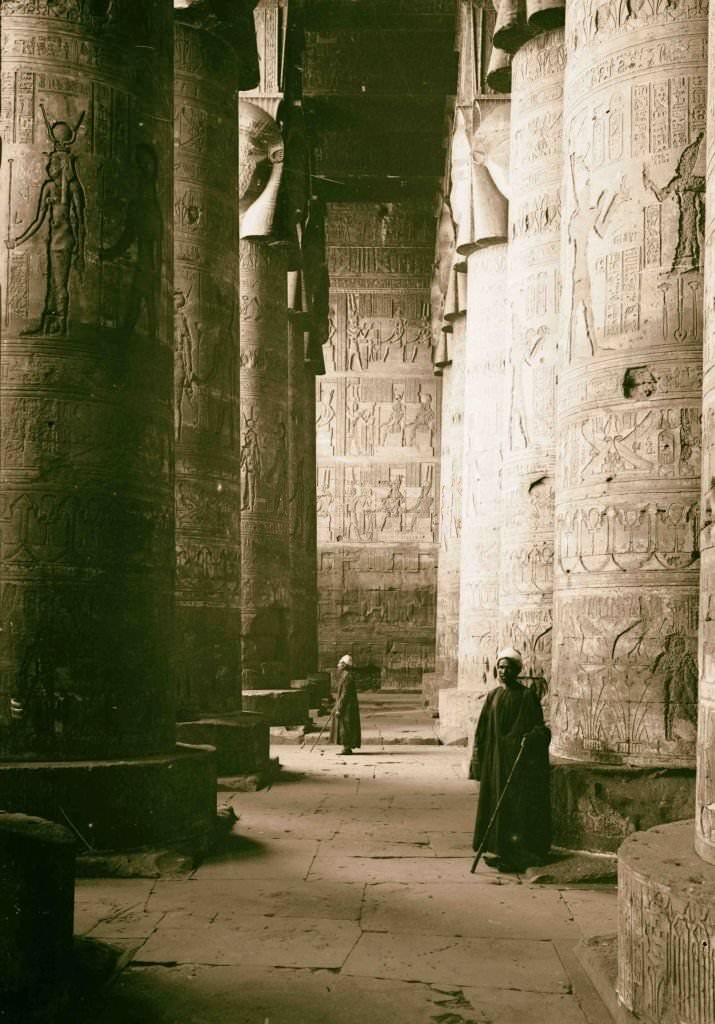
330, 655, 361, 755
470, 647, 551, 872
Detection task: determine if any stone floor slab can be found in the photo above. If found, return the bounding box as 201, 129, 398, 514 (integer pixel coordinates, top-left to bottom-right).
361, 882, 579, 939
192, 836, 318, 880
74, 879, 156, 936
561, 890, 618, 938
148, 877, 364, 921
308, 851, 479, 883
462, 987, 589, 1023
137, 916, 361, 969
342, 932, 572, 992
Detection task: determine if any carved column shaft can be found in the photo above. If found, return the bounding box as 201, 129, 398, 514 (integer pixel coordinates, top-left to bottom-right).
174, 12, 241, 718
434, 318, 465, 691
239, 241, 291, 682
552, 1, 705, 766
500, 30, 563, 690
458, 245, 508, 690
288, 315, 319, 678
0, 0, 175, 759
697, 0, 715, 865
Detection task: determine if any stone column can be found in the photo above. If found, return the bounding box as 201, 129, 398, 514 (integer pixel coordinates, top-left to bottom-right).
552, 0, 705, 773
697, 0, 715, 868
173, 5, 242, 720
615, 11, 714, 1017
287, 299, 319, 679
238, 102, 292, 691
457, 242, 508, 692
0, 0, 215, 855
438, 97, 511, 746
433, 315, 465, 700
499, 29, 564, 690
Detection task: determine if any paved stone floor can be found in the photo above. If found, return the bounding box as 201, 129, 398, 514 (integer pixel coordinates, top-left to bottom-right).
74, 743, 617, 1023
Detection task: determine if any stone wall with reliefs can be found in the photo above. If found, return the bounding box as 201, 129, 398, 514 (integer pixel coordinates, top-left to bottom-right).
317, 203, 439, 688
697, 0, 715, 865
434, 317, 465, 692
499, 30, 563, 690
174, 12, 241, 718
0, 0, 175, 758
552, 0, 706, 766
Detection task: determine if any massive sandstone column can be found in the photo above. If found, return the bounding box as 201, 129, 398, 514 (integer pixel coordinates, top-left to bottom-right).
496, 28, 564, 689
439, 94, 511, 744
0, 0, 215, 853
238, 102, 292, 688
700, 0, 715, 869
433, 315, 465, 698
552, 0, 705, 773
173, 4, 242, 719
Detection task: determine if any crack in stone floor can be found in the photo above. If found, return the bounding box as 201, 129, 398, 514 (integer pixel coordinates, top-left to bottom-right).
72, 744, 617, 1023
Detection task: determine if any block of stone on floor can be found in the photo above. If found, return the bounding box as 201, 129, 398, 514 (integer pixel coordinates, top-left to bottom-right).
0, 813, 75, 1017
242, 688, 311, 727
524, 850, 618, 886
176, 712, 270, 777
0, 745, 218, 878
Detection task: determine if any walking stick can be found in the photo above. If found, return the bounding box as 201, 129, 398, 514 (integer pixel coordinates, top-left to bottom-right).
470, 736, 527, 875
309, 706, 338, 752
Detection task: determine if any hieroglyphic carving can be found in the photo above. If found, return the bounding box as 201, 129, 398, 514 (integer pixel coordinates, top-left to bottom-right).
0, 0, 174, 758
172, 15, 241, 717
318, 203, 439, 688
434, 319, 465, 690
458, 246, 507, 692
696, 0, 715, 864
500, 30, 563, 694
239, 232, 291, 675
553, 0, 706, 764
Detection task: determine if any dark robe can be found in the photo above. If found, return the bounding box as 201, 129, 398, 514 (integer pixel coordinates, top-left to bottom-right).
470, 682, 551, 867
330, 666, 361, 749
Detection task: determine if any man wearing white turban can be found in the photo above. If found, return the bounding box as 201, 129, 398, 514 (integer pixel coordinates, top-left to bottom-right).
469, 648, 551, 872
330, 655, 361, 755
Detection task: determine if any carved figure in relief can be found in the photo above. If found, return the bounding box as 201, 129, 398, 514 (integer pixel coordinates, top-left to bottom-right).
404, 316, 431, 363
346, 385, 375, 456
174, 288, 199, 439
240, 411, 261, 511
316, 388, 336, 450
406, 473, 435, 534
382, 314, 407, 362
8, 110, 87, 336
379, 477, 407, 532
651, 634, 698, 740
101, 144, 162, 338
405, 393, 435, 447
317, 471, 334, 540
380, 390, 406, 446
270, 422, 288, 514
568, 155, 629, 357
643, 133, 705, 271
346, 294, 371, 370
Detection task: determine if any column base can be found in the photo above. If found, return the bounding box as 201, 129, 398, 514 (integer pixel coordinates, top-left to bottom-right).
551, 760, 695, 853
437, 687, 486, 745
0, 744, 217, 862
177, 713, 270, 778
242, 689, 311, 727
618, 820, 715, 1024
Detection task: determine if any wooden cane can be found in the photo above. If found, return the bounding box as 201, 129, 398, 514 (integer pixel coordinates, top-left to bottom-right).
470, 737, 527, 875
309, 706, 338, 752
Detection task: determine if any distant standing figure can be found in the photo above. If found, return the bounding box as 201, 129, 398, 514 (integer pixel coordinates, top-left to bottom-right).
470, 647, 551, 872
330, 654, 361, 756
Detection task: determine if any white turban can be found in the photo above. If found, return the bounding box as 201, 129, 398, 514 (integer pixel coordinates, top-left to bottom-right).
496, 647, 523, 670
338, 655, 353, 667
